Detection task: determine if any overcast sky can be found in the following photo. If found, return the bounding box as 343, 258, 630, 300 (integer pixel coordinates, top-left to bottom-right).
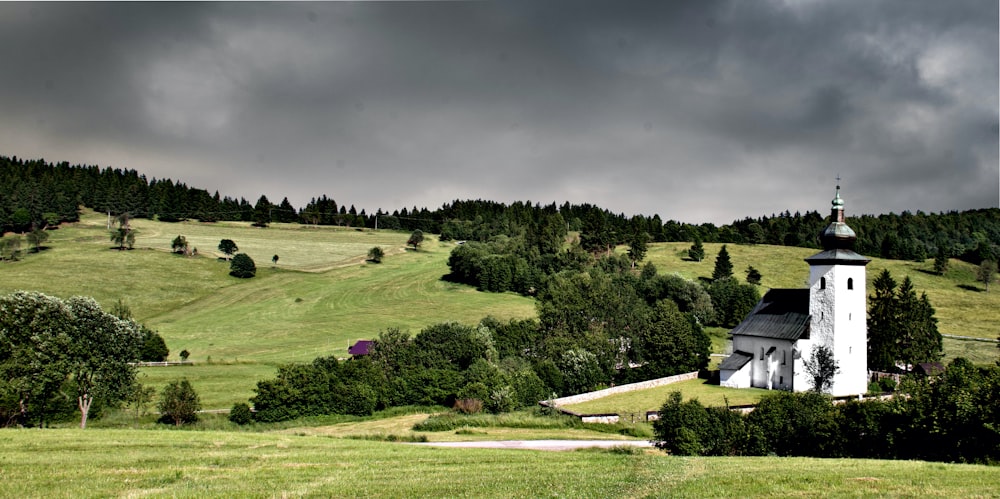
0, 1, 996, 224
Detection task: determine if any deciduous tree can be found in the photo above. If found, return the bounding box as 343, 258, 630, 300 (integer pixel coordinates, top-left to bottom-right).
64, 296, 143, 428
229, 253, 256, 278
171, 235, 188, 254
978, 259, 996, 292
407, 230, 424, 250
218, 239, 238, 259
26, 225, 49, 252
804, 344, 840, 393
158, 379, 201, 426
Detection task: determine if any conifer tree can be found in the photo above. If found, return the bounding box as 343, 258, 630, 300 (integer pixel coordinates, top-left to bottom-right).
712, 245, 733, 281
933, 246, 949, 275
688, 236, 705, 262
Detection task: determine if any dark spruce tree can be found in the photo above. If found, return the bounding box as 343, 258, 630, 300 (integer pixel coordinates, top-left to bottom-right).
712, 245, 734, 281
688, 236, 705, 262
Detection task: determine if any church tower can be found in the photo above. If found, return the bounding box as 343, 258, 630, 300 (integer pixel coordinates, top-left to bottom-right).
797, 184, 870, 396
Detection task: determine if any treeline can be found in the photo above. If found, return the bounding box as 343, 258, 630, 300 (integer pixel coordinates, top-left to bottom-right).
3, 155, 998, 265
653, 358, 1000, 464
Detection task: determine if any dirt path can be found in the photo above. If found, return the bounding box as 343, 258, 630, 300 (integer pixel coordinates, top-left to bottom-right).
412, 440, 654, 451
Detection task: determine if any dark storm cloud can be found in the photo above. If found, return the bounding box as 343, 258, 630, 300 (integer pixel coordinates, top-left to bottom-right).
0, 1, 995, 223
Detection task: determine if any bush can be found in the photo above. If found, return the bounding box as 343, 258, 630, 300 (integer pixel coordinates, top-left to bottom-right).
229, 402, 253, 425
453, 398, 484, 415
158, 379, 201, 426
139, 329, 169, 362
229, 253, 256, 278
367, 247, 384, 263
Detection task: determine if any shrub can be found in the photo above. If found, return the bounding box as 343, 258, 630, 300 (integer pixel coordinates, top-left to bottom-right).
229, 402, 253, 425
139, 329, 169, 362
229, 253, 256, 278
453, 398, 484, 415
158, 379, 201, 426
367, 246, 384, 263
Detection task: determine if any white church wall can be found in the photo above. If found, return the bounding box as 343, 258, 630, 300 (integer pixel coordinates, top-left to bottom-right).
720, 363, 751, 388
808, 263, 868, 396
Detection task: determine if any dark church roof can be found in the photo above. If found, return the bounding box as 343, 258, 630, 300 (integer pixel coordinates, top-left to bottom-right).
730, 288, 811, 341
718, 351, 753, 371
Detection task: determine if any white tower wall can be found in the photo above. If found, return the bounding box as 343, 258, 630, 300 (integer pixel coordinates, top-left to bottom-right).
804, 263, 868, 396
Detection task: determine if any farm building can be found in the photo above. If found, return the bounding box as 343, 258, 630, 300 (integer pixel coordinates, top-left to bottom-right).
719, 185, 870, 396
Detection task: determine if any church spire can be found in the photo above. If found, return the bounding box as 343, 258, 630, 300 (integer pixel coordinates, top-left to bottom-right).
819, 180, 856, 250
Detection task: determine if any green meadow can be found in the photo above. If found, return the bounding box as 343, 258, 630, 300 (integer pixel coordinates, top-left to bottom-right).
1, 213, 997, 411
2, 211, 1000, 496
563, 378, 770, 415
0, 428, 997, 498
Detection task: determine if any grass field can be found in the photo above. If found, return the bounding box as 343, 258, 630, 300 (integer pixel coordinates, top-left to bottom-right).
0, 211, 536, 408
0, 428, 997, 498
1, 214, 997, 410
563, 378, 770, 415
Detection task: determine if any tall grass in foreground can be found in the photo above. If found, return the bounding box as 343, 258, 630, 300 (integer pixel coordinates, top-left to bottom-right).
0, 428, 997, 498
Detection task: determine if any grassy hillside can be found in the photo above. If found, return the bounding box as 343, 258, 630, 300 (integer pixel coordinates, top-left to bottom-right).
1, 428, 997, 498
644, 242, 1000, 343
563, 378, 769, 415
0, 211, 536, 406
1, 214, 996, 408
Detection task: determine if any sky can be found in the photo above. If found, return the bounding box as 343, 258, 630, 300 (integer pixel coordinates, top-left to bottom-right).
0, 1, 996, 224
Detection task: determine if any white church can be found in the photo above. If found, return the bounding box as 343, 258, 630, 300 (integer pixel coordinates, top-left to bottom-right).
719, 185, 870, 396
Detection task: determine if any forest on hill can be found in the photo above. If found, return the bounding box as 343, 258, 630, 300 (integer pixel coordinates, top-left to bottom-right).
2, 154, 998, 265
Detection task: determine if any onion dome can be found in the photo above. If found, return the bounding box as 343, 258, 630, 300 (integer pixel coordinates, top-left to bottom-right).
819, 184, 856, 250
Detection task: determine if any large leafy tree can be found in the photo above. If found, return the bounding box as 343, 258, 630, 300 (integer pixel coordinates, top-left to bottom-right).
0, 291, 75, 427
0, 292, 141, 428
64, 297, 143, 428
636, 300, 711, 378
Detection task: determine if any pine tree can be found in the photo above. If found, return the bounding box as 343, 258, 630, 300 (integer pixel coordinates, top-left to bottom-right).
933, 246, 949, 275
867, 269, 899, 371
688, 236, 705, 262
712, 245, 733, 281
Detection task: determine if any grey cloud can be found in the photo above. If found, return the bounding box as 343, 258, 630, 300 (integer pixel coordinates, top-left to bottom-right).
0, 1, 994, 224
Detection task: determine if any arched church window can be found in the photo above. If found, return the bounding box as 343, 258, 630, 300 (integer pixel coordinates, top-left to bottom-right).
760, 347, 764, 360
847, 278, 854, 290
820, 277, 826, 289
782, 350, 786, 365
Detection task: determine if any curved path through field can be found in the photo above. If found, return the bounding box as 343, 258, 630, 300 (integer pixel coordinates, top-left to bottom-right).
413, 440, 654, 451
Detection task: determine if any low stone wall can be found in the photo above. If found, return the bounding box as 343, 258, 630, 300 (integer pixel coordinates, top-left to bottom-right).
547, 371, 699, 408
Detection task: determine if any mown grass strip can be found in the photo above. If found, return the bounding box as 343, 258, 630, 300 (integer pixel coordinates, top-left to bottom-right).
0, 428, 996, 498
